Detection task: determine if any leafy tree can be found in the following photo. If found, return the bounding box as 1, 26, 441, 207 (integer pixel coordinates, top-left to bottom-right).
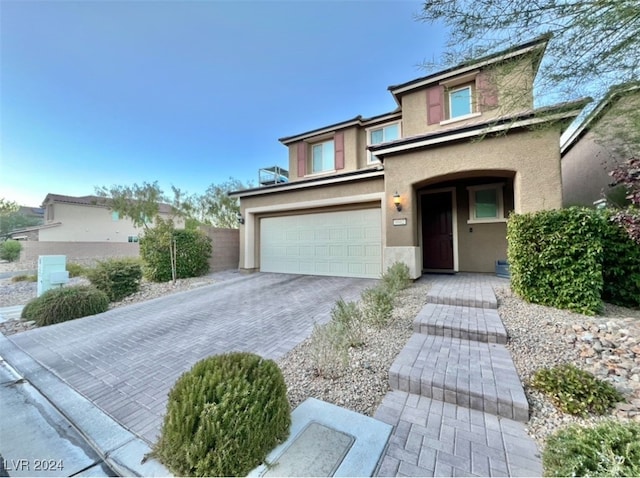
0, 211, 43, 237
417, 0, 639, 103
186, 177, 250, 229
0, 198, 19, 215
95, 181, 169, 229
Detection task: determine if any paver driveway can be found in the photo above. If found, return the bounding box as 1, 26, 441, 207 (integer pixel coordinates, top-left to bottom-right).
9, 272, 376, 444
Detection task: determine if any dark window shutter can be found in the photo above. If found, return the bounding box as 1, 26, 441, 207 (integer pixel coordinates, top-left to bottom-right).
427, 85, 444, 124
476, 72, 498, 110
297, 142, 307, 177
334, 132, 344, 170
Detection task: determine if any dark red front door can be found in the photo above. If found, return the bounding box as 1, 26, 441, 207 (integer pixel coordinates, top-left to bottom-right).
422, 192, 454, 270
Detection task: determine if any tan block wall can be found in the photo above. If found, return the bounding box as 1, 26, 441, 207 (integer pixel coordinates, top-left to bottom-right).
199, 227, 240, 272
19, 241, 139, 265
384, 127, 563, 250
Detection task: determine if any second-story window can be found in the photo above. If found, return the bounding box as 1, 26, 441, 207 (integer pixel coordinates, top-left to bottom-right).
311, 139, 335, 173
449, 85, 473, 119
368, 122, 400, 163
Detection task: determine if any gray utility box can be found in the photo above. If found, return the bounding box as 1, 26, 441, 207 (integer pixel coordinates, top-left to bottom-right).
495, 260, 510, 279
37, 255, 69, 297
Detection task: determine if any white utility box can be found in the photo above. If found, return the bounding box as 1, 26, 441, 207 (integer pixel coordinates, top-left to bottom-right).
37, 255, 69, 297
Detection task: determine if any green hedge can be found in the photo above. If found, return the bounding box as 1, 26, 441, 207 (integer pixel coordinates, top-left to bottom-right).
140, 219, 212, 282
21, 286, 109, 326
601, 210, 640, 308
86, 258, 143, 301
153, 352, 290, 476
508, 207, 640, 314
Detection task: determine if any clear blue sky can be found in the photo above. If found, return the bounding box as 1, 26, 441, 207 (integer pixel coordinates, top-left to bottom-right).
1, 0, 448, 207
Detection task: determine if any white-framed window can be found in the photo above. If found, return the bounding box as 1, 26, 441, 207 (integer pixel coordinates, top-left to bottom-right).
467, 184, 505, 223
128, 235, 139, 243
311, 139, 335, 173
368, 122, 400, 163
449, 85, 473, 119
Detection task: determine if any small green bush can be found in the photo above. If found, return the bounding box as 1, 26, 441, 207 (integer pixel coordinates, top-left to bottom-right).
331, 298, 364, 348
153, 352, 290, 477
66, 262, 89, 278
11, 274, 37, 282
543, 421, 640, 477
86, 258, 142, 302
0, 240, 22, 262
381, 262, 412, 294
531, 363, 623, 416
361, 286, 394, 328
20, 286, 109, 326
140, 218, 212, 282
309, 321, 349, 378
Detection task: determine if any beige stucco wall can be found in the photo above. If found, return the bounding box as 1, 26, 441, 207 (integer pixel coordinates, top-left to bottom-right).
384, 127, 563, 252
237, 177, 384, 270
562, 92, 640, 206
401, 56, 536, 138
41, 203, 184, 242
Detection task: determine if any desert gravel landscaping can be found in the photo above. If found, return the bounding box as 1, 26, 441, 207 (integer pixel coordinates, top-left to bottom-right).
1, 261, 639, 451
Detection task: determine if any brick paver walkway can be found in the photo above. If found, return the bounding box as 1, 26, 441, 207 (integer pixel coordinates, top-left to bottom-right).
375, 273, 542, 477
8, 272, 375, 444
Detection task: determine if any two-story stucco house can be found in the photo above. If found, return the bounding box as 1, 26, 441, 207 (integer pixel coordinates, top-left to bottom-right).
28, 193, 185, 242
230, 36, 589, 279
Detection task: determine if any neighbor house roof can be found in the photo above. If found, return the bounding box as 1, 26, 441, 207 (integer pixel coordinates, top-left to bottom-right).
9, 222, 62, 234
42, 193, 175, 214
560, 82, 640, 156
369, 98, 590, 159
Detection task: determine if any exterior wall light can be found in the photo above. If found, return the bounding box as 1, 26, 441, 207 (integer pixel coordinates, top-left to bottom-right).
393, 192, 402, 212
236, 212, 245, 225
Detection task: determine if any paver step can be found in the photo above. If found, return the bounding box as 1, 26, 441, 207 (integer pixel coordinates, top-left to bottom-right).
425, 278, 498, 309
413, 303, 507, 344
373, 390, 542, 477
389, 334, 528, 422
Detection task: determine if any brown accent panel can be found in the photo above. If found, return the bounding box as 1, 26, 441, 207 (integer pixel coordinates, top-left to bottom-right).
334, 131, 345, 170
422, 192, 454, 269
297, 142, 307, 177
476, 71, 498, 110
427, 85, 444, 124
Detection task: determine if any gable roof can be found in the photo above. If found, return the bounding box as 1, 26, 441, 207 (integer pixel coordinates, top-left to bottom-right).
42, 193, 175, 214
560, 82, 640, 156
387, 34, 551, 103
278, 35, 551, 146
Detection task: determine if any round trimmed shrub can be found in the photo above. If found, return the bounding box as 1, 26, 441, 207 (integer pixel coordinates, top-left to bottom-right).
86, 258, 143, 301
153, 352, 290, 476
21, 286, 109, 326
543, 421, 640, 477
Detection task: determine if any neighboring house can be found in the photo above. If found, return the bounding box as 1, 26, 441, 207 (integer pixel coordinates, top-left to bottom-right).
230, 36, 589, 279
17, 194, 185, 242
561, 83, 640, 207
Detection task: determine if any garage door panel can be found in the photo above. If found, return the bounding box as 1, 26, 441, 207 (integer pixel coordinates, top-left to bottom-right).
260, 209, 381, 279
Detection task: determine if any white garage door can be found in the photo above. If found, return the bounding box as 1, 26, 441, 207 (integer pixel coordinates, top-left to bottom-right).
260, 209, 382, 279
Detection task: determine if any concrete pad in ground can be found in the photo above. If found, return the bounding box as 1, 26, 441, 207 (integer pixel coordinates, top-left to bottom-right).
250, 398, 392, 477
0, 361, 102, 477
